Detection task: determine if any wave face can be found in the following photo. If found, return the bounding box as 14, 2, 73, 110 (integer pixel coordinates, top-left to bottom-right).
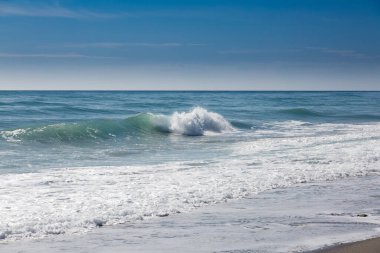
1, 114, 158, 143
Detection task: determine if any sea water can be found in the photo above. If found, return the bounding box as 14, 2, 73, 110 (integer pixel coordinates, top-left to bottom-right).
0, 91, 379, 243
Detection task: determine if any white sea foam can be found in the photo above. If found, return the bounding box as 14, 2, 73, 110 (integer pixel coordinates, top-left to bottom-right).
0, 122, 379, 241
168, 107, 234, 136
0, 128, 27, 142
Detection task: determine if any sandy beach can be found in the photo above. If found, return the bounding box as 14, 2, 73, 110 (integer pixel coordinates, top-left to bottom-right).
313, 237, 380, 253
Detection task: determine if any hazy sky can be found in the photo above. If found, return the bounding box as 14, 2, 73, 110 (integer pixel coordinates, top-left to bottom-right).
1, 0, 379, 90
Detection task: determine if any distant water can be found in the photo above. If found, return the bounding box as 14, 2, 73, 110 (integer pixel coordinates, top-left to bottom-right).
0, 91, 379, 241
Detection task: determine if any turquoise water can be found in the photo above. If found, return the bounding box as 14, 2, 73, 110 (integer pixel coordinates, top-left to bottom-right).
1, 91, 379, 173
0, 91, 380, 241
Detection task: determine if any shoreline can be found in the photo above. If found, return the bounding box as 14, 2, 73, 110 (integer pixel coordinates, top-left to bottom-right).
1, 174, 379, 252
311, 237, 380, 253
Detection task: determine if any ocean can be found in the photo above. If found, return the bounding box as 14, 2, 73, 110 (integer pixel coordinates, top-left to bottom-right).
0, 91, 379, 250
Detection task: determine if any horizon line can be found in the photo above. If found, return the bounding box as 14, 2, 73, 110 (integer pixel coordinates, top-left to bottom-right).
0, 89, 379, 92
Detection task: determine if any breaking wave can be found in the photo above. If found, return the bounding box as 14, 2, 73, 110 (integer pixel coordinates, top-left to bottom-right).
0, 107, 234, 143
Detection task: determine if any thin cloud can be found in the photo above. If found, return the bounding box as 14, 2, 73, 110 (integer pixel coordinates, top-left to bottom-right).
217, 50, 256, 55
306, 47, 377, 59
217, 49, 302, 55
0, 52, 118, 59
0, 3, 126, 19
133, 42, 182, 47
63, 43, 127, 49
62, 42, 186, 49
0, 3, 216, 19
187, 43, 208, 47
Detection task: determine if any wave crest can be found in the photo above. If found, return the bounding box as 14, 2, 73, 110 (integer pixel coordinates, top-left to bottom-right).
169, 107, 234, 136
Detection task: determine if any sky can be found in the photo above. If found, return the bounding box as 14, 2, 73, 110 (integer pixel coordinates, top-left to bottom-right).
0, 0, 379, 90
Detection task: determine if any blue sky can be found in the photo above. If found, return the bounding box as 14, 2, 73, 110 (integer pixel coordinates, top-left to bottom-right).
0, 0, 379, 90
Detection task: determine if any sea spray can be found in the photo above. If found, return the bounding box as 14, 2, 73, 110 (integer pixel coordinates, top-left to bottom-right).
169, 107, 234, 136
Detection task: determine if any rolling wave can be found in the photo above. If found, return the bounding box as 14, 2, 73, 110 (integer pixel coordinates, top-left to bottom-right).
279, 108, 323, 117
0, 107, 234, 143
279, 108, 380, 120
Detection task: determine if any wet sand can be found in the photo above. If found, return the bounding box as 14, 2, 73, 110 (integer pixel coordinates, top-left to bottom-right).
313, 237, 380, 253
